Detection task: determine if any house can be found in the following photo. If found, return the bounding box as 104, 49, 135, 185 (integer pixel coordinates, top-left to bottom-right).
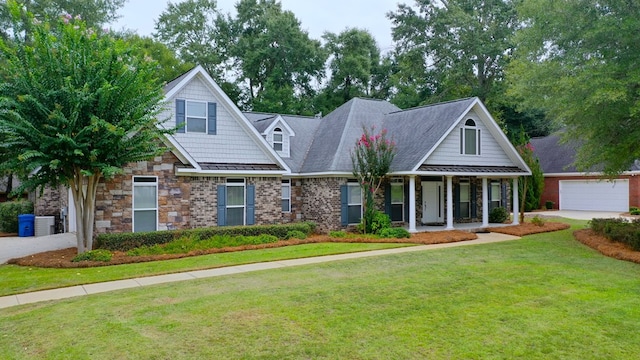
35, 66, 531, 234
531, 133, 640, 212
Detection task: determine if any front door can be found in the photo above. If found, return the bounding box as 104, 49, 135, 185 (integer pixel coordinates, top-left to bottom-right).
422, 181, 444, 224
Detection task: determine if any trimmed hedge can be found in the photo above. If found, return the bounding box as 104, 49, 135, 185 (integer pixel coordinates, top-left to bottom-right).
489, 207, 509, 223
95, 221, 317, 252
590, 218, 640, 251
0, 200, 34, 233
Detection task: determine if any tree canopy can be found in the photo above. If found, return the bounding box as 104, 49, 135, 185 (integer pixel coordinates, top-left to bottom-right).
508, 0, 640, 176
0, 3, 169, 252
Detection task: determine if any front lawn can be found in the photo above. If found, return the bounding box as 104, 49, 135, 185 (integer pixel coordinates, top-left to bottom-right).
2, 220, 640, 359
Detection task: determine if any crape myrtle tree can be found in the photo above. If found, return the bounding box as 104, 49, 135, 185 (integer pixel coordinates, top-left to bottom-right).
0, 3, 170, 253
351, 126, 396, 234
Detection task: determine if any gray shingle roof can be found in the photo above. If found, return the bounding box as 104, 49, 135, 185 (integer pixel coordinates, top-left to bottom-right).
244, 112, 321, 173
530, 132, 640, 174
418, 165, 523, 173
301, 98, 401, 173
384, 98, 476, 171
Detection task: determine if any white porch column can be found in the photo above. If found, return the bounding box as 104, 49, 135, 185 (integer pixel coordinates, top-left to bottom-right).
409, 175, 417, 233
446, 176, 454, 230
482, 177, 489, 228
512, 177, 520, 225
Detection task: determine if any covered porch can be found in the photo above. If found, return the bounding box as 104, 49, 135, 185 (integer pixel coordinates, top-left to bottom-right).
403, 173, 523, 233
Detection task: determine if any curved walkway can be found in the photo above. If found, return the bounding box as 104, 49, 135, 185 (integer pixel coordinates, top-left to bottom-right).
0, 232, 519, 309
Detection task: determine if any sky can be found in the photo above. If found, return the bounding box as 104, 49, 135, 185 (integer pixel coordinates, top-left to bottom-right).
111, 0, 401, 52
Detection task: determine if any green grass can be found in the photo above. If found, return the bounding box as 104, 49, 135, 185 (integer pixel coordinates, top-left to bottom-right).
3, 219, 640, 358
0, 242, 409, 296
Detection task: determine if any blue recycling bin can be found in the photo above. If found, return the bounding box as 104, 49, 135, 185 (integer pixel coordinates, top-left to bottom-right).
18, 214, 35, 237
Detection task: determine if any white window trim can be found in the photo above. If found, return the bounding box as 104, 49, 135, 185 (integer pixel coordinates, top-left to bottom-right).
347, 182, 363, 225
133, 176, 158, 233
282, 179, 291, 213
390, 178, 404, 222
185, 100, 208, 134
460, 119, 481, 156
226, 178, 246, 226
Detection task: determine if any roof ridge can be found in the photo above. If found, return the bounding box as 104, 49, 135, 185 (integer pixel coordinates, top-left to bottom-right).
329, 99, 360, 170
389, 97, 477, 114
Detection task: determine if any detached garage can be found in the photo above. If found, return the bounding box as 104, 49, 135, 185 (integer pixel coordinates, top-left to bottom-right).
559, 179, 629, 211
531, 133, 640, 212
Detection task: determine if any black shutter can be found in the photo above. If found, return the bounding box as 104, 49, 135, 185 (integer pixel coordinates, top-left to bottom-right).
384, 183, 391, 216
340, 185, 348, 226
502, 182, 508, 211
404, 181, 410, 222
246, 185, 255, 225
217, 185, 226, 226
176, 99, 185, 133
454, 183, 460, 220
471, 181, 477, 219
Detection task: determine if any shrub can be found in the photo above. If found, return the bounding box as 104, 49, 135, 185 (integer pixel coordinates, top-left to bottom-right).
630, 207, 640, 215
589, 218, 640, 251
378, 227, 411, 239
127, 233, 281, 256
489, 207, 509, 223
545, 201, 554, 210
285, 230, 307, 240
530, 215, 545, 227
371, 211, 392, 234
71, 249, 113, 262
0, 200, 34, 233
329, 230, 347, 238
96, 222, 316, 252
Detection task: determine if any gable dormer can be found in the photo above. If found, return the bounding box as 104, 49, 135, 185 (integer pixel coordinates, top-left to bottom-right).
262, 116, 295, 158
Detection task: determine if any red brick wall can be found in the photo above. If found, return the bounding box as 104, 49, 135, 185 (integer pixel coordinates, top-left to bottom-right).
541, 175, 640, 210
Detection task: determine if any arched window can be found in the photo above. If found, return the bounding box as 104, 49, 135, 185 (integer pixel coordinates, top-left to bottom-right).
460, 119, 481, 155
273, 127, 283, 151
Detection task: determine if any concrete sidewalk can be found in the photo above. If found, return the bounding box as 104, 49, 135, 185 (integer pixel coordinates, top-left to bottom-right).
0, 232, 519, 309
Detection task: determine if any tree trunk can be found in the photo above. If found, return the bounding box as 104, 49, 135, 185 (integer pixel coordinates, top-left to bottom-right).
70, 169, 102, 254
520, 176, 528, 224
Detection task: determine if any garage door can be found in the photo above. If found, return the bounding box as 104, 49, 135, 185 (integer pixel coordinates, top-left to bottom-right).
559, 179, 629, 211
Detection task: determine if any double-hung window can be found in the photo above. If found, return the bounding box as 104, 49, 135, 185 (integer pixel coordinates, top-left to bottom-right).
460, 119, 481, 155
459, 180, 471, 218
133, 177, 158, 232
347, 182, 362, 224
226, 179, 245, 226
390, 178, 404, 222
176, 99, 217, 134
490, 181, 502, 210
273, 128, 284, 151
186, 101, 207, 133
282, 179, 291, 212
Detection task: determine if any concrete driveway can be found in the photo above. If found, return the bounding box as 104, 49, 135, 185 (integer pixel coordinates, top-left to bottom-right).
0, 233, 76, 264
530, 210, 628, 220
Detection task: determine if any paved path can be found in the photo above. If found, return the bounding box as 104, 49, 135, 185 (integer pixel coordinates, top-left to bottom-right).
0, 232, 520, 309
0, 233, 76, 264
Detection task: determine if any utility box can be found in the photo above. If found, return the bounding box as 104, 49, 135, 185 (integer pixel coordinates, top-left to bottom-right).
35, 216, 55, 237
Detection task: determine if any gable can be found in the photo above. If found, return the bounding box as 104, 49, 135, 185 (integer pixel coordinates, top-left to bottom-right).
424, 109, 513, 167
162, 73, 277, 166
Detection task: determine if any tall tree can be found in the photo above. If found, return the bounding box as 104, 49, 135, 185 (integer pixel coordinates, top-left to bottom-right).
231, 0, 326, 112
154, 0, 232, 81
121, 34, 194, 84
0, 0, 125, 39
508, 0, 640, 176
316, 28, 392, 114
0, 4, 169, 253
388, 0, 518, 105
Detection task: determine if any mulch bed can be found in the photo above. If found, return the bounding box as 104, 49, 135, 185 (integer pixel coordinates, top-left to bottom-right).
8, 223, 572, 269
487, 222, 570, 237
574, 229, 640, 264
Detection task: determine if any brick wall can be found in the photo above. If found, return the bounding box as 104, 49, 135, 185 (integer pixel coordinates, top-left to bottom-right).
94, 151, 191, 234
302, 177, 344, 232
